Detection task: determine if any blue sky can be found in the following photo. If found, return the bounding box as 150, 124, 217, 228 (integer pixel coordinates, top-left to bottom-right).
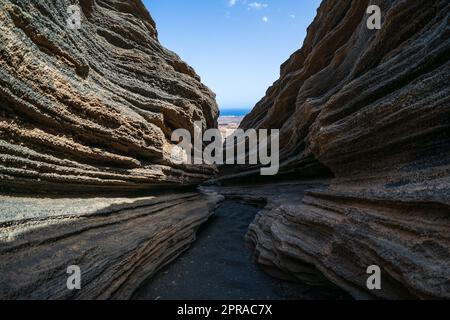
143, 0, 321, 110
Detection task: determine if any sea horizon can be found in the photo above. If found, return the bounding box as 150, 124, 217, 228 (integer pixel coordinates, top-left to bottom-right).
219, 108, 252, 117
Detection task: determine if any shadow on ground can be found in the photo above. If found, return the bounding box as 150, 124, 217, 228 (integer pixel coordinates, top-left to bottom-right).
133, 200, 351, 300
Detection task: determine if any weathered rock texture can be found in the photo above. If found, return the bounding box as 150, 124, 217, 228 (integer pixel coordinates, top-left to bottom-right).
221, 0, 450, 299
0, 0, 223, 300
0, 192, 222, 299
0, 0, 218, 194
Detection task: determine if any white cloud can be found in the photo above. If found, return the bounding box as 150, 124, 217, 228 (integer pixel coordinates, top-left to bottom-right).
228, 0, 237, 7
262, 16, 269, 23
290, 14, 296, 19
248, 2, 268, 10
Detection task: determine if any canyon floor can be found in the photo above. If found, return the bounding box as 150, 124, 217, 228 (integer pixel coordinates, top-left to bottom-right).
134, 199, 350, 300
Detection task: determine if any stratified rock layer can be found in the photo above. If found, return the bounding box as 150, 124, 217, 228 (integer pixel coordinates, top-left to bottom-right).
224, 0, 450, 299
0, 0, 218, 194
0, 0, 223, 300
0, 192, 222, 299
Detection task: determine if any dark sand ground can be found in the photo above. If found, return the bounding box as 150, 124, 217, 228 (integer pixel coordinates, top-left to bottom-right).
133, 200, 349, 300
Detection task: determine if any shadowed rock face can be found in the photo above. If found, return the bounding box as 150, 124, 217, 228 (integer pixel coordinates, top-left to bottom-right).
0, 192, 222, 299
222, 0, 450, 299
0, 0, 219, 194
0, 0, 223, 300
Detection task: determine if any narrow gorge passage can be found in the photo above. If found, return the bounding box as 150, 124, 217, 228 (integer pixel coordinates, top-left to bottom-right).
133, 200, 350, 300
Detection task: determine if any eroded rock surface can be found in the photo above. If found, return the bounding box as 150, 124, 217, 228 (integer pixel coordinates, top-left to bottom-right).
0, 192, 222, 299
0, 0, 218, 194
0, 0, 222, 300
220, 0, 450, 299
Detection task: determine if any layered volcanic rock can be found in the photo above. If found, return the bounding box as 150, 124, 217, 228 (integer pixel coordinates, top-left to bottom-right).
0, 0, 223, 299
220, 0, 450, 299
0, 0, 218, 194
0, 192, 222, 299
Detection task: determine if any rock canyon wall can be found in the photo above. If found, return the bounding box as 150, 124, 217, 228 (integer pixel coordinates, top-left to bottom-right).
0, 0, 221, 299
221, 0, 450, 299
0, 192, 221, 299
0, 0, 218, 194
1, 0, 449, 300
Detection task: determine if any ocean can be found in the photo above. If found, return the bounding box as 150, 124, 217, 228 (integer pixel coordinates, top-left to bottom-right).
219, 108, 251, 117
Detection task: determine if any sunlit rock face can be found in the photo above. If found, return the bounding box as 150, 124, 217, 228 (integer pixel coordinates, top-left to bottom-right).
0, 0, 219, 194
0, 0, 223, 300
226, 0, 450, 299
